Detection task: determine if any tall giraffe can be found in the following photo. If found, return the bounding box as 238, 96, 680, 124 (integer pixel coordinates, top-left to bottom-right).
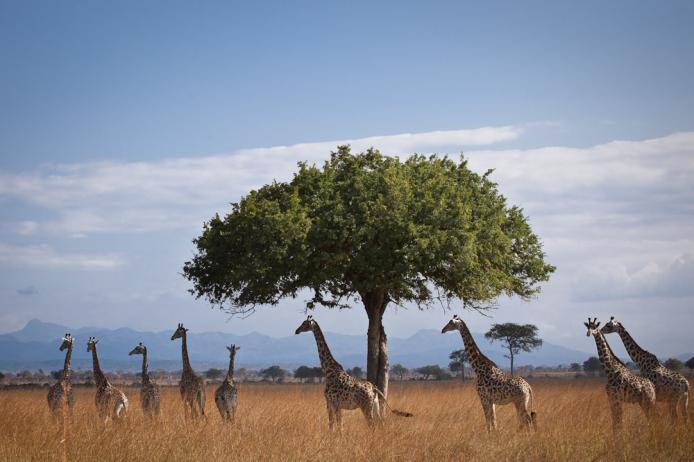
601, 316, 689, 423
171, 323, 206, 418
215, 344, 239, 422
295, 315, 412, 430
47, 333, 74, 419
129, 343, 161, 417
442, 315, 536, 432
87, 337, 128, 422
584, 318, 655, 434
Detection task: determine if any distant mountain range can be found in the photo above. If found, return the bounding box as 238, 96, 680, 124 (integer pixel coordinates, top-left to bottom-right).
2, 319, 689, 373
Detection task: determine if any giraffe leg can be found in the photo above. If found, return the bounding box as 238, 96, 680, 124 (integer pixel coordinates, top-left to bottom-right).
668, 398, 679, 425
609, 398, 623, 435
514, 397, 533, 431
326, 402, 336, 431
335, 408, 344, 432
678, 392, 688, 424
481, 399, 496, 432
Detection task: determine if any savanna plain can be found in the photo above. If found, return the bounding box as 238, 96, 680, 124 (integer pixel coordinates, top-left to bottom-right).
1, 379, 692, 462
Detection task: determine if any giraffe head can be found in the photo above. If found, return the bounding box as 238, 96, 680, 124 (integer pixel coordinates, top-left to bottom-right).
59, 333, 73, 351
129, 342, 147, 356
86, 336, 99, 352
226, 344, 240, 357
584, 317, 601, 337
600, 316, 622, 335
441, 314, 464, 334
294, 315, 316, 334
171, 323, 188, 341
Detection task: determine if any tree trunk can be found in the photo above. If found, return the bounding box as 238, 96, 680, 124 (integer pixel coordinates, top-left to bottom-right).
363, 289, 389, 401
509, 346, 514, 377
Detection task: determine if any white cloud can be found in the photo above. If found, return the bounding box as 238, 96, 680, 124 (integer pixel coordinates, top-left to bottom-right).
0, 125, 526, 234
0, 244, 123, 269
1, 127, 693, 305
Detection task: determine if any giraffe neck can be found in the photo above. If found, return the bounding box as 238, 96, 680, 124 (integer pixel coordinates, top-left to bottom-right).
91, 346, 108, 386
225, 350, 236, 382
311, 324, 343, 375
141, 350, 151, 385
180, 333, 195, 376
456, 323, 493, 375
591, 331, 623, 374
62, 344, 72, 383
616, 326, 659, 370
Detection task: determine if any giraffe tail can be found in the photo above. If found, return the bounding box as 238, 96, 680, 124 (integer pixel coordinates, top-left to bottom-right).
374, 389, 414, 417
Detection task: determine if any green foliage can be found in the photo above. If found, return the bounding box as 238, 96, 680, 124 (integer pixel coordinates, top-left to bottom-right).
448, 349, 469, 378
347, 366, 364, 378
183, 146, 554, 314
415, 365, 448, 380
293, 365, 314, 380
582, 356, 602, 376
485, 322, 542, 376
391, 364, 409, 380
664, 358, 684, 372
260, 365, 287, 382
686, 357, 694, 370
204, 368, 224, 380
569, 363, 582, 372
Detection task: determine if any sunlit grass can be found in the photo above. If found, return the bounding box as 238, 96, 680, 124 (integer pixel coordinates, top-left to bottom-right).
0, 379, 691, 461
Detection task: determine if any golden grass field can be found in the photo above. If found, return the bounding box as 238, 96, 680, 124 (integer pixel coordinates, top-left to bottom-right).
1, 379, 692, 461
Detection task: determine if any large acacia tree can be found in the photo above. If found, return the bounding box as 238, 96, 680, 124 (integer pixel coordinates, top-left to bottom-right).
183, 146, 554, 397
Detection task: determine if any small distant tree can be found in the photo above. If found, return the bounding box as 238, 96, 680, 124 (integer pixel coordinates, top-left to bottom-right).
50, 370, 63, 380
0, 372, 5, 382
664, 358, 684, 372
569, 363, 582, 373
583, 356, 602, 377
449, 349, 469, 381
294, 366, 314, 383
311, 367, 324, 383
261, 365, 287, 383
391, 364, 408, 381
205, 368, 224, 381
347, 367, 364, 379
485, 323, 542, 377
685, 357, 694, 376
236, 367, 248, 382
18, 370, 33, 382
415, 365, 444, 380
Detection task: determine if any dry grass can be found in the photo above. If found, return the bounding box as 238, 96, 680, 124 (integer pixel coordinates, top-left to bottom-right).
1, 379, 692, 461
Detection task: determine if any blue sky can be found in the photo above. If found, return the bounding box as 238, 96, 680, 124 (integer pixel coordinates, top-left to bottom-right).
1, 1, 693, 357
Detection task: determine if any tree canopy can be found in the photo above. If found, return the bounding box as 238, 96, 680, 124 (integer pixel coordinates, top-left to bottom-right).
583, 356, 602, 376
664, 358, 684, 372
183, 147, 554, 395
449, 349, 469, 380
485, 323, 542, 376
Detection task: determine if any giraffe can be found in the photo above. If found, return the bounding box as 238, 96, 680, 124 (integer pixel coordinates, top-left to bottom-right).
87, 337, 129, 423
129, 342, 161, 418
601, 316, 689, 424
47, 333, 75, 419
442, 315, 536, 432
295, 315, 412, 430
584, 318, 656, 434
215, 344, 239, 422
171, 323, 206, 418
